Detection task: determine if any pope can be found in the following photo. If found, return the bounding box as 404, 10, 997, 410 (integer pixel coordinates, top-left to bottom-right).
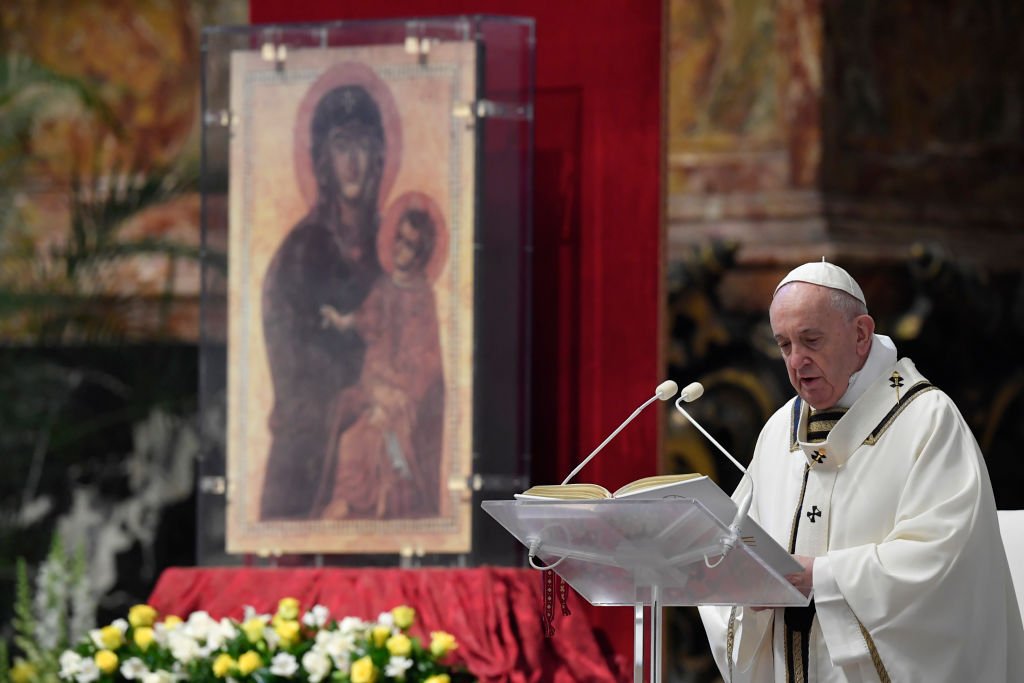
699, 261, 1024, 682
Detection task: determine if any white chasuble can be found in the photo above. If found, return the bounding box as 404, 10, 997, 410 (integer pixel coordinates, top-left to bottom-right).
699, 357, 1024, 682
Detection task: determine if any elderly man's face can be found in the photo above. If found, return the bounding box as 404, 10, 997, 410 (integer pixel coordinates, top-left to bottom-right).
769, 283, 873, 410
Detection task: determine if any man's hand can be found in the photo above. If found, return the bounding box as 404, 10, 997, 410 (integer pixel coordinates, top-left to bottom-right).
787, 554, 815, 595
745, 554, 816, 611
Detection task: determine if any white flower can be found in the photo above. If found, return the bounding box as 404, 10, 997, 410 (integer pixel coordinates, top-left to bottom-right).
141, 672, 176, 683
269, 652, 299, 677
204, 618, 238, 651
37, 610, 61, 651
74, 658, 101, 683
219, 617, 239, 638
59, 650, 83, 678
112, 618, 130, 633
302, 604, 330, 628
120, 657, 150, 680
338, 616, 365, 635
263, 625, 281, 651
152, 622, 172, 646
329, 649, 352, 673
183, 611, 217, 641
167, 630, 201, 663
88, 629, 105, 649
315, 629, 355, 657
376, 611, 395, 629
385, 656, 414, 679
302, 649, 332, 683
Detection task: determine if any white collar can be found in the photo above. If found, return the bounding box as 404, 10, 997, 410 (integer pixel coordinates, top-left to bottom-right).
836, 334, 897, 409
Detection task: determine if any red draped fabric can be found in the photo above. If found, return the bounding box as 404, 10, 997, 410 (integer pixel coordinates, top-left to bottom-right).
148, 567, 625, 682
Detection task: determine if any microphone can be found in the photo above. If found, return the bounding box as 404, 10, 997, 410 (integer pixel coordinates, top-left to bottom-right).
674, 382, 753, 554
680, 381, 704, 402
561, 380, 679, 485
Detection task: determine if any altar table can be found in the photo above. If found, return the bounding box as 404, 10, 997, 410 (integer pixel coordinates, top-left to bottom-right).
148, 567, 625, 682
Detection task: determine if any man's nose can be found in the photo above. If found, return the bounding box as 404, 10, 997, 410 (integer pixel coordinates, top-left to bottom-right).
788, 348, 808, 370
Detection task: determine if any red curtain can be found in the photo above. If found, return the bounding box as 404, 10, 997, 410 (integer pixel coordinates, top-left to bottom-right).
249, 0, 663, 666
149, 567, 625, 682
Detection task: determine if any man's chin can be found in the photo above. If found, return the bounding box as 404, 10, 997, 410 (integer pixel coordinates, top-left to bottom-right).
798, 384, 836, 410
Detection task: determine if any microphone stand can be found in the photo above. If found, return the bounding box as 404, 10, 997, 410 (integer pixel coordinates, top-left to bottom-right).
561, 380, 678, 485
673, 393, 753, 555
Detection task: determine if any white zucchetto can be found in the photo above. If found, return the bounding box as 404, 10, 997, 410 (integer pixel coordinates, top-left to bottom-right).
773, 260, 866, 306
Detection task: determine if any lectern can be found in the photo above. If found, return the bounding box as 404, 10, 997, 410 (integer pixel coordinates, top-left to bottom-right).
482, 498, 809, 682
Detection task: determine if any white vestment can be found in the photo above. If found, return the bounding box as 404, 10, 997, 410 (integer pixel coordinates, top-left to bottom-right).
699, 353, 1024, 682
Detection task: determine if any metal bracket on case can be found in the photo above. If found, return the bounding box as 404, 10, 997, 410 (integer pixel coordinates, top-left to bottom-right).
452, 100, 534, 124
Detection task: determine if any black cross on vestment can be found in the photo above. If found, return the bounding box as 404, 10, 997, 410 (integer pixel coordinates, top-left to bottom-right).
806, 505, 822, 523
890, 371, 904, 401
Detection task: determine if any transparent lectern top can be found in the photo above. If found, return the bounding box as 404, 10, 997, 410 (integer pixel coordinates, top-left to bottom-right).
482, 499, 810, 607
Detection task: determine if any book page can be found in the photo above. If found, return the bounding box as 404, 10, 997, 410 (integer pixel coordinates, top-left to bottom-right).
613, 473, 704, 497
516, 483, 612, 500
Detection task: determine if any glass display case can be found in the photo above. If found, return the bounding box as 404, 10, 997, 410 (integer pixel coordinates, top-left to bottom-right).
197, 16, 534, 567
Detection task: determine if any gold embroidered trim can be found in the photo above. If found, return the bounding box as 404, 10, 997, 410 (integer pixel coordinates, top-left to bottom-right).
789, 399, 802, 452
857, 619, 891, 682
863, 382, 936, 445
788, 380, 936, 451
789, 629, 805, 683
787, 464, 811, 553
726, 606, 738, 682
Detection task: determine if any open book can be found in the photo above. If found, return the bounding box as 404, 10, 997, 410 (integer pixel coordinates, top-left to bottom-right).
516, 473, 800, 575
516, 473, 705, 500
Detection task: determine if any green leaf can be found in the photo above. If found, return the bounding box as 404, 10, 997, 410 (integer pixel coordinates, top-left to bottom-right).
0, 639, 9, 682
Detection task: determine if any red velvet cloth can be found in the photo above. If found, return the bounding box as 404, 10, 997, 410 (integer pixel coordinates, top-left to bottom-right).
148, 567, 624, 682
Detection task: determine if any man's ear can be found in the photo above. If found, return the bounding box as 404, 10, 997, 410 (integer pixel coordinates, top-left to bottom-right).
855, 314, 875, 356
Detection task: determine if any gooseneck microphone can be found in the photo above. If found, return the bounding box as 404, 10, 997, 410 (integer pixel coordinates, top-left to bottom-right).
561, 380, 679, 485
674, 382, 754, 553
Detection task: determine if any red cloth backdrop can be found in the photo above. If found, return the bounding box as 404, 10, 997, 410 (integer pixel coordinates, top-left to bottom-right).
249, 0, 663, 668
148, 567, 623, 682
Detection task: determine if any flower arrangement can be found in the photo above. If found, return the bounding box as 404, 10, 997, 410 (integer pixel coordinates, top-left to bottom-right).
4, 538, 94, 683
55, 599, 476, 683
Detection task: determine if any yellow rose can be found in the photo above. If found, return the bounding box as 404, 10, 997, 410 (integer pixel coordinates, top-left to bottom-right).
424, 676, 450, 683
99, 625, 124, 649
163, 614, 183, 629
212, 653, 236, 678
277, 597, 300, 621
238, 650, 263, 675
128, 604, 158, 628
429, 631, 457, 657
274, 618, 301, 646
386, 633, 412, 657
242, 617, 266, 643
350, 655, 378, 683
391, 605, 416, 630
10, 659, 36, 683
371, 624, 391, 647
134, 626, 155, 651
95, 650, 119, 674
